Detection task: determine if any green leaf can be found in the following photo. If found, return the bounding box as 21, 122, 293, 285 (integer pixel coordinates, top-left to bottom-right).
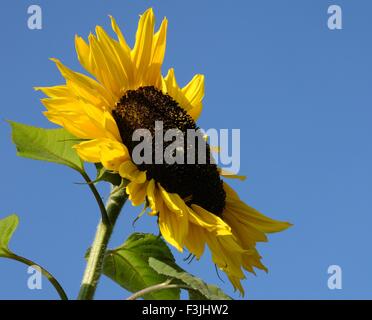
188, 289, 208, 300
9, 121, 84, 172
188, 285, 232, 300
102, 233, 180, 300
149, 257, 232, 300
0, 214, 19, 257
94, 163, 123, 186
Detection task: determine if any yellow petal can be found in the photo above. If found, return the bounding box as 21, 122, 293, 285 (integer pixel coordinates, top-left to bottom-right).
184, 223, 205, 259
74, 139, 105, 163
242, 249, 268, 274
144, 17, 168, 87
42, 96, 119, 141
110, 15, 131, 57
146, 179, 163, 215
102, 110, 121, 141
223, 208, 268, 246
205, 232, 246, 279
34, 85, 72, 98
219, 169, 246, 181
99, 141, 129, 171
158, 184, 188, 217
96, 25, 133, 91
118, 161, 146, 183
80, 103, 121, 141
151, 18, 167, 66
132, 8, 155, 85
227, 275, 245, 296
182, 74, 205, 120
44, 110, 107, 140
190, 204, 232, 236
88, 33, 121, 98
50, 58, 115, 107
162, 68, 186, 107
224, 182, 292, 234
158, 205, 187, 252
126, 181, 147, 206
162, 69, 205, 120
75, 35, 95, 75
73, 138, 128, 170
41, 97, 78, 112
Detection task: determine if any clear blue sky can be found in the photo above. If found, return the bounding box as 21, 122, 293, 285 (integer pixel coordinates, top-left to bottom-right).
1, 0, 372, 300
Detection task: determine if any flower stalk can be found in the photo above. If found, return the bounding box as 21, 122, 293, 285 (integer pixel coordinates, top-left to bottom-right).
126, 279, 190, 300
6, 253, 68, 300
78, 184, 127, 300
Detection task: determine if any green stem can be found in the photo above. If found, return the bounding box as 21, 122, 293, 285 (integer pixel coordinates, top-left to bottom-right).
6, 253, 68, 300
77, 185, 127, 300
81, 172, 110, 226
126, 279, 190, 300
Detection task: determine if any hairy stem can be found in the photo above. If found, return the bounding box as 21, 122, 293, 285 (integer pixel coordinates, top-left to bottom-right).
77, 185, 127, 300
6, 253, 68, 300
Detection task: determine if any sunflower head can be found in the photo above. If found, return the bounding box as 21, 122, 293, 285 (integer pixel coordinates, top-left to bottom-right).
36, 8, 291, 295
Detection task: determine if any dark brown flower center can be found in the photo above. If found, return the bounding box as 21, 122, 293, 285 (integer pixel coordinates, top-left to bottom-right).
112, 86, 225, 216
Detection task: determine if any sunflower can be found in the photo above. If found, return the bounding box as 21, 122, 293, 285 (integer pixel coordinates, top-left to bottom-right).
36, 8, 291, 294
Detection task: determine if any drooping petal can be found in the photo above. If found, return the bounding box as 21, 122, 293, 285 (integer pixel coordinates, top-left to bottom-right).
74, 139, 107, 163
205, 232, 246, 280
242, 249, 268, 274
158, 204, 186, 252
146, 179, 164, 215
227, 275, 245, 296
158, 184, 189, 248
223, 207, 268, 247
99, 140, 130, 171
183, 223, 206, 259
118, 160, 147, 183
126, 181, 148, 206
158, 184, 187, 217
190, 204, 232, 236
74, 138, 129, 171
224, 182, 292, 234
